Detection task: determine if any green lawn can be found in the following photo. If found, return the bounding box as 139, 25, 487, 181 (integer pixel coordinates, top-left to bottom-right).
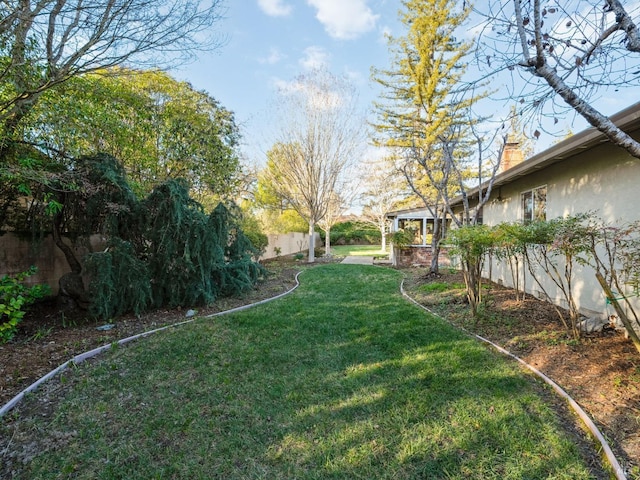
330, 244, 389, 257
3, 265, 601, 479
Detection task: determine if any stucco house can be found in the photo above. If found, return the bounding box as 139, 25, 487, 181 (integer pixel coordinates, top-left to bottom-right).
451, 101, 640, 320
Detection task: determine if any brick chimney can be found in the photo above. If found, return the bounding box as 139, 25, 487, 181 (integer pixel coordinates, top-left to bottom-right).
500, 141, 524, 172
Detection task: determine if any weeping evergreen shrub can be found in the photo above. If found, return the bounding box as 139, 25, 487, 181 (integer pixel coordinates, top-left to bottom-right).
80, 163, 265, 318
209, 203, 265, 296
85, 238, 153, 319
142, 180, 222, 308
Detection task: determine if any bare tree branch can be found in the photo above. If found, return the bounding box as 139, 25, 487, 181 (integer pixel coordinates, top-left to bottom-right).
1, 0, 226, 138
476, 0, 640, 158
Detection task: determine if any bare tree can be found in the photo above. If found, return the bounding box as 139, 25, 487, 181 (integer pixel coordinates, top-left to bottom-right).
475, 0, 640, 158
359, 156, 406, 252
267, 69, 364, 262
317, 190, 346, 257
0, 0, 225, 140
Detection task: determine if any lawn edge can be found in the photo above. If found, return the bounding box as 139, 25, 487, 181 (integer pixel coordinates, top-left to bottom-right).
399, 277, 628, 480
0, 272, 303, 419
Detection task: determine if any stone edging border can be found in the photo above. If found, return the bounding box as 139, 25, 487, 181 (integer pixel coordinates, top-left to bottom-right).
400, 279, 628, 480
0, 271, 303, 418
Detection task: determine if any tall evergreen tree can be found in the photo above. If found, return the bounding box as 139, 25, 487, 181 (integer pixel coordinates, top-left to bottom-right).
372, 0, 483, 273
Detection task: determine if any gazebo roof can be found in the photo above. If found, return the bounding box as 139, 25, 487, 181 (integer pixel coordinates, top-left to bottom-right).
386, 206, 437, 220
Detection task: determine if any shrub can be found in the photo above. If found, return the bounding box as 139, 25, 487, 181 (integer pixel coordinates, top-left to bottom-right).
387, 229, 415, 248
0, 266, 50, 342
320, 221, 381, 245
240, 211, 268, 256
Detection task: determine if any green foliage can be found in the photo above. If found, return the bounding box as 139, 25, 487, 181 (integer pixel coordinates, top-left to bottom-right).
26, 68, 242, 199
419, 282, 455, 293
85, 238, 152, 319
258, 209, 308, 234
447, 225, 498, 317
321, 221, 381, 245
0, 267, 50, 343
70, 159, 266, 318
143, 180, 219, 307
372, 0, 475, 150
387, 229, 415, 248
209, 203, 265, 297
239, 210, 268, 256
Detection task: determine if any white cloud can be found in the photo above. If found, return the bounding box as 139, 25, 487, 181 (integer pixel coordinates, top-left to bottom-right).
307, 0, 379, 39
259, 47, 286, 65
343, 66, 364, 85
272, 75, 344, 112
299, 46, 331, 70
258, 0, 292, 17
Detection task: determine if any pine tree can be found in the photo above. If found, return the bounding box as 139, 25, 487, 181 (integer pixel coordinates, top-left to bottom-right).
372, 0, 482, 273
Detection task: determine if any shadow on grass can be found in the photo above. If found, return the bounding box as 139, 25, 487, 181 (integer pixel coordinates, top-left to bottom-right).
3, 264, 605, 479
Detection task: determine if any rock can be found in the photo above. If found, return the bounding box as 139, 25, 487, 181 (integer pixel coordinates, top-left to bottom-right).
185, 309, 197, 318
96, 324, 115, 331
577, 316, 608, 334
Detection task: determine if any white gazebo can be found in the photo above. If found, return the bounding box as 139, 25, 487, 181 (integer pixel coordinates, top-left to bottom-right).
385, 206, 450, 267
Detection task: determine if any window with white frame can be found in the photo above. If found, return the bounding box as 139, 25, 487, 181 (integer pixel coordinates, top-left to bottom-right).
521, 185, 547, 222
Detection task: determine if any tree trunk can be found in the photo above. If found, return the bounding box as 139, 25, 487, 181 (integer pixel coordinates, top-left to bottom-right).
52, 209, 90, 310
380, 223, 387, 251
429, 217, 441, 275
308, 220, 316, 263
324, 226, 331, 256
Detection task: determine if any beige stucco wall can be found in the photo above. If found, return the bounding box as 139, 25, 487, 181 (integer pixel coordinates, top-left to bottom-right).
482, 142, 640, 319
259, 232, 322, 260
0, 233, 99, 296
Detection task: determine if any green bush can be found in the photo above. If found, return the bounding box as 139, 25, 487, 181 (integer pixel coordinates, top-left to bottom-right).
387, 229, 415, 247
0, 266, 50, 342
319, 221, 381, 245
240, 212, 268, 256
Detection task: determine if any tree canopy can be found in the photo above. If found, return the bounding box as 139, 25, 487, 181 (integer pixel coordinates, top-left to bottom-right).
26, 68, 242, 199
0, 0, 225, 143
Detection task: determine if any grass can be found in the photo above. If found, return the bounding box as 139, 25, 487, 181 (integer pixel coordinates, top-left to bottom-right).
330, 244, 389, 257
2, 265, 600, 479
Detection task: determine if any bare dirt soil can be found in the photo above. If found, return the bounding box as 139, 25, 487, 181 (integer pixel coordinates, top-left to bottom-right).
1, 259, 639, 478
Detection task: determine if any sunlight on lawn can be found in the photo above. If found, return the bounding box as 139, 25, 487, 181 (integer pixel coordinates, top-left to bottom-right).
330, 244, 389, 257
5, 264, 601, 480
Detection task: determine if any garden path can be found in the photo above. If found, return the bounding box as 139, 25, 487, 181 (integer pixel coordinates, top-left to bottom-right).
340, 256, 374, 265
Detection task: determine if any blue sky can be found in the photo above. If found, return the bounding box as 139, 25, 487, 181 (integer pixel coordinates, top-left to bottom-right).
174, 0, 399, 165
172, 0, 636, 168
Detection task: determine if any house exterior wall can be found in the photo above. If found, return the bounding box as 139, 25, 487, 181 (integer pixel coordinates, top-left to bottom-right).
481, 141, 640, 319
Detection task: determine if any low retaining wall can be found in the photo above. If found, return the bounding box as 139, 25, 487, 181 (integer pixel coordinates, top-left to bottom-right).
392, 245, 451, 268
